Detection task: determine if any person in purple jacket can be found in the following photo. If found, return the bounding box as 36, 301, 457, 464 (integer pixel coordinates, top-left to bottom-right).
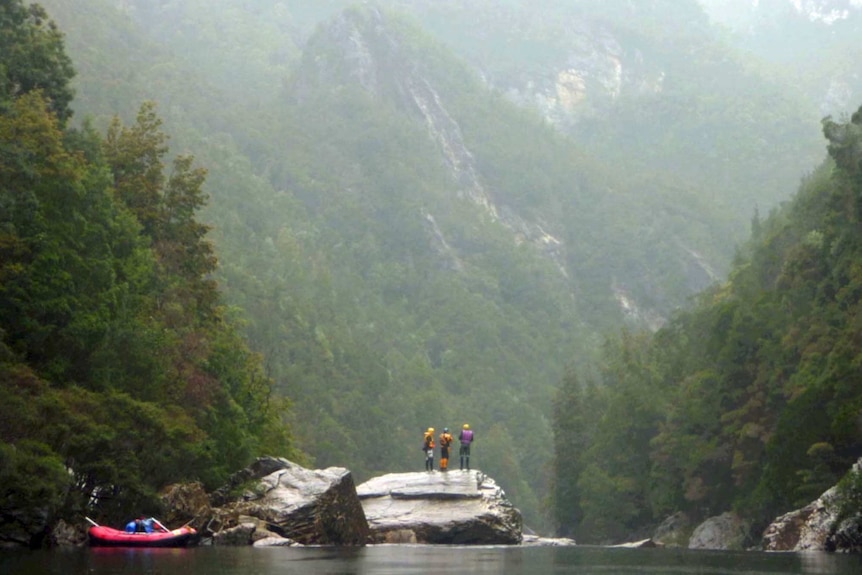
459, 423, 474, 471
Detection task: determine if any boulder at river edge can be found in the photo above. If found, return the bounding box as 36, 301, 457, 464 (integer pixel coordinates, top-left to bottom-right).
688, 512, 750, 550
356, 470, 523, 544
762, 457, 862, 552
208, 457, 368, 546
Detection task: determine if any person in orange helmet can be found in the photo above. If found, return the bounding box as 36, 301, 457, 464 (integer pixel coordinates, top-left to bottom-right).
438, 427, 454, 471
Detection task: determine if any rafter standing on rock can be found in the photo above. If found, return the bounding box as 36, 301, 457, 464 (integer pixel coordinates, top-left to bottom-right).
423, 427, 436, 471
439, 428, 454, 471
459, 424, 474, 471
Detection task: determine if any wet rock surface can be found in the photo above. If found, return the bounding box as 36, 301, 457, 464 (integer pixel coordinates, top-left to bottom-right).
210, 457, 368, 546
762, 457, 862, 552
688, 512, 750, 550
356, 470, 522, 545
521, 534, 576, 546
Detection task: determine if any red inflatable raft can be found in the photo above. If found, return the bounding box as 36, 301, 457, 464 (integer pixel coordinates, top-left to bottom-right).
88, 524, 197, 548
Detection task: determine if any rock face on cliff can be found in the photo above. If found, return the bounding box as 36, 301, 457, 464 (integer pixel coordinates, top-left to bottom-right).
209, 457, 368, 546
762, 457, 862, 552
356, 470, 522, 545
761, 489, 837, 552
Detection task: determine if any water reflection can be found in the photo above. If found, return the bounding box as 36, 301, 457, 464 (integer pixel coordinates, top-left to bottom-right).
796, 550, 862, 574
87, 546, 197, 573
2, 545, 862, 575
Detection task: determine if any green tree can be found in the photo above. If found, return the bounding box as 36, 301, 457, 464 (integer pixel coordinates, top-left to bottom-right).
0, 0, 75, 123
550, 368, 601, 537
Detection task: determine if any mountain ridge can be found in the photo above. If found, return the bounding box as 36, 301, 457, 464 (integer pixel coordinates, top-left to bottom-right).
31, 0, 839, 528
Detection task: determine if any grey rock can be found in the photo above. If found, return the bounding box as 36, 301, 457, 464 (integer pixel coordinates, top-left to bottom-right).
357, 470, 522, 545
521, 534, 576, 546
253, 536, 301, 547
48, 519, 86, 547
828, 514, 862, 553
211, 457, 368, 546
653, 512, 692, 548
160, 481, 211, 532
762, 491, 836, 552
762, 457, 862, 552
688, 512, 750, 550
213, 522, 256, 546
611, 538, 660, 548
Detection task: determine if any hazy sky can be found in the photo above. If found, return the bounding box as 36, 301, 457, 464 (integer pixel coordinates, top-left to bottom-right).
700, 0, 862, 27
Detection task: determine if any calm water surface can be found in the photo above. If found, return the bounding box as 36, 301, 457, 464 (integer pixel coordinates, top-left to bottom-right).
2, 545, 862, 575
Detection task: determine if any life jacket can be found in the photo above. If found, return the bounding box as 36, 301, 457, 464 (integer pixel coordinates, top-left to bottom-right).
460, 429, 474, 444
440, 433, 453, 447
423, 433, 435, 449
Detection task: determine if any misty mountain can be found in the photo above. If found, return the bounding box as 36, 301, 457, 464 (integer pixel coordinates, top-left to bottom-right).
700, 0, 862, 116
35, 0, 841, 526
551, 105, 862, 543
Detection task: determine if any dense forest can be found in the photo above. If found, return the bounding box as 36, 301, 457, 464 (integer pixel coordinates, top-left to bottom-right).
0, 1, 297, 546
3, 0, 861, 545
552, 106, 862, 543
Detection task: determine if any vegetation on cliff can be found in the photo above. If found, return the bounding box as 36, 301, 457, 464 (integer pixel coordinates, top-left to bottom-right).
0, 0, 296, 545
552, 106, 862, 543
4, 0, 855, 538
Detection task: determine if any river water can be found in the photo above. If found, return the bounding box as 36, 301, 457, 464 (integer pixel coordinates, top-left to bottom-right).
2, 545, 862, 575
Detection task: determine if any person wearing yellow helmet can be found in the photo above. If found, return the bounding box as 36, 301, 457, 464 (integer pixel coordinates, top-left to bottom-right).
422, 427, 436, 471
459, 424, 474, 471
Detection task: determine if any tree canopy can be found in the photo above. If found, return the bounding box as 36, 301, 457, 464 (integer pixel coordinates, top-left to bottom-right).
551, 106, 862, 543
0, 1, 296, 545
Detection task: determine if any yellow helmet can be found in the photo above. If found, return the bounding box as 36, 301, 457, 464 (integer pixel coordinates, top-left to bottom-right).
463, 423, 470, 430
427, 427, 434, 432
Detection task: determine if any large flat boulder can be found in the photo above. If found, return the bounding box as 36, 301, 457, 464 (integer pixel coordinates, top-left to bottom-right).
211, 457, 368, 546
356, 470, 522, 544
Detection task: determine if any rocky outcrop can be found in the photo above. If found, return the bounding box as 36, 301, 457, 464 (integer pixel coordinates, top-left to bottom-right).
48, 519, 86, 547
762, 490, 836, 552
611, 538, 660, 548
253, 536, 301, 547
688, 512, 750, 550
0, 506, 51, 549
209, 457, 368, 546
653, 511, 692, 548
356, 470, 522, 545
160, 481, 212, 532
213, 522, 257, 546
762, 457, 862, 552
521, 534, 577, 546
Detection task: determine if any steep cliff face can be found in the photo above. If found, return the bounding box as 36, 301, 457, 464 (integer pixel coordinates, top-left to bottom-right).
286, 4, 736, 328
292, 6, 570, 279
504, 25, 666, 129
387, 1, 705, 131
53, 0, 823, 328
